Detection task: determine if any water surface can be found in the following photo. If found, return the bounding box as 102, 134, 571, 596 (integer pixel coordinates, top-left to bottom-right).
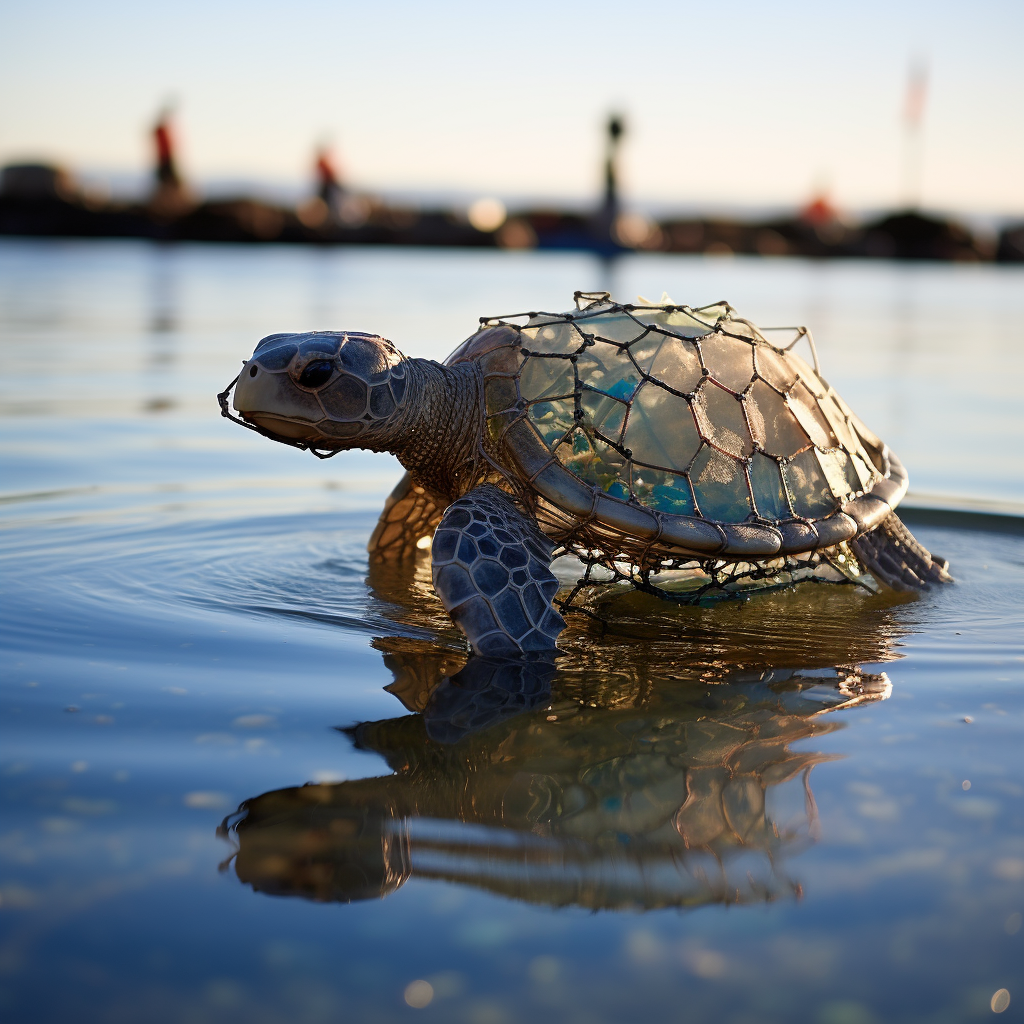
1, 241, 1022, 1023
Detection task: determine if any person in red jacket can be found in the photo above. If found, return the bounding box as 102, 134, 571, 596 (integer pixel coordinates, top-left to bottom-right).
153, 112, 180, 188
149, 106, 192, 217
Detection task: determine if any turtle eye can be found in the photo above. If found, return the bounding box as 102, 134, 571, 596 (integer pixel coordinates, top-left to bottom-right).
297, 359, 335, 389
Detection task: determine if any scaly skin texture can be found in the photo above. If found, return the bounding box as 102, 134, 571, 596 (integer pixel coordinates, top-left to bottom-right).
850, 512, 952, 590
385, 358, 487, 501
431, 484, 565, 656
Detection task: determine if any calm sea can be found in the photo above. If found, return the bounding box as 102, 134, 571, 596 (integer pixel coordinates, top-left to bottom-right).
1, 240, 1022, 1023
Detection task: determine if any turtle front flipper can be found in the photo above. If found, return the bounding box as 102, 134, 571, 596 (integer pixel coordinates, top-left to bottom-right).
850, 512, 953, 591
431, 485, 565, 656
368, 473, 446, 561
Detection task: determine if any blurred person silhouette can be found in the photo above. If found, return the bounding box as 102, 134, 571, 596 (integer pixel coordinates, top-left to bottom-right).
591, 113, 626, 254
299, 144, 372, 230
149, 104, 193, 218
316, 146, 343, 212
154, 110, 179, 189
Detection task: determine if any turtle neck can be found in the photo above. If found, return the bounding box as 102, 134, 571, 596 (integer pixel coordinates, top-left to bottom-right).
383, 357, 485, 500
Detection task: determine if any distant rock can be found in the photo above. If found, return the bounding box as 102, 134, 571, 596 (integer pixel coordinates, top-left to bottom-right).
996, 223, 1024, 262
858, 210, 990, 261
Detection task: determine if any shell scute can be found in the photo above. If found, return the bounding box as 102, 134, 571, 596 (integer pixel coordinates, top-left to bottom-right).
556, 429, 625, 491
519, 354, 574, 403
579, 309, 649, 346
784, 449, 838, 518
623, 391, 701, 470
690, 446, 752, 521
630, 305, 720, 339
448, 324, 520, 365
778, 519, 819, 554
788, 382, 838, 448
521, 319, 584, 356
748, 452, 790, 521
816, 448, 860, 499
788, 351, 828, 398
580, 390, 627, 444
744, 381, 809, 458
575, 348, 636, 399
817, 391, 859, 451
530, 399, 574, 447
849, 451, 877, 491
694, 382, 754, 459
640, 336, 704, 396
754, 345, 798, 392
700, 332, 757, 393
633, 469, 696, 516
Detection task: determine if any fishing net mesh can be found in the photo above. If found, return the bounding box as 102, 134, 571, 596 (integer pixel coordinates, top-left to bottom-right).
472, 291, 881, 608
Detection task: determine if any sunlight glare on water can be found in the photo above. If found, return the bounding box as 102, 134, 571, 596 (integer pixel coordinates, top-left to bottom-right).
1, 240, 1022, 1023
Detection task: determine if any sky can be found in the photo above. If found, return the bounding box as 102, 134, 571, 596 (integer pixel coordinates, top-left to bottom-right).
1, 0, 1022, 216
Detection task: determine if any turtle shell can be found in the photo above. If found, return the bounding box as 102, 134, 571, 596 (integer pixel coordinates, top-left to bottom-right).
449, 292, 908, 560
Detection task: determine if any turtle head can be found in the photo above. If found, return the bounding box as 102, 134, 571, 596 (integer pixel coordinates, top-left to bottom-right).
231, 331, 410, 451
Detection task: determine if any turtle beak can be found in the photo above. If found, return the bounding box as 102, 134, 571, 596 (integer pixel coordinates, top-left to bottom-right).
232, 362, 323, 441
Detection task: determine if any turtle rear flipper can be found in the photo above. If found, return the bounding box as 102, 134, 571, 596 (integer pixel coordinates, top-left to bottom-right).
850, 512, 953, 591
431, 485, 565, 656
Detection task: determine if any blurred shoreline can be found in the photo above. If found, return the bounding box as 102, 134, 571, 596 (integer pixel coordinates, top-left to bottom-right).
2, 161, 1022, 262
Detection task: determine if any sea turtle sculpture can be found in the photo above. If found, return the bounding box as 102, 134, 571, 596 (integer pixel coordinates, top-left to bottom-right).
220, 291, 951, 656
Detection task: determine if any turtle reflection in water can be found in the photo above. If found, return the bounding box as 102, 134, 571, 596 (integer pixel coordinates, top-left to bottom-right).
221, 661, 891, 911
223, 291, 950, 657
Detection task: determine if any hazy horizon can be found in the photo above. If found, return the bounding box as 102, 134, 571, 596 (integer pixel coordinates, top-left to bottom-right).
2, 0, 1022, 217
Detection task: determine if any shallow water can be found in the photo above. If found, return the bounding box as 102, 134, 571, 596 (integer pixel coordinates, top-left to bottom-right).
1, 240, 1023, 1023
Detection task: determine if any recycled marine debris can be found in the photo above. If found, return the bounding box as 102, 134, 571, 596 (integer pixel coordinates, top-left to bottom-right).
221, 291, 951, 655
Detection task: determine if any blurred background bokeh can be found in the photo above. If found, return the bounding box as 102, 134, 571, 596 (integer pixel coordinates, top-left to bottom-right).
1, 0, 1022, 256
